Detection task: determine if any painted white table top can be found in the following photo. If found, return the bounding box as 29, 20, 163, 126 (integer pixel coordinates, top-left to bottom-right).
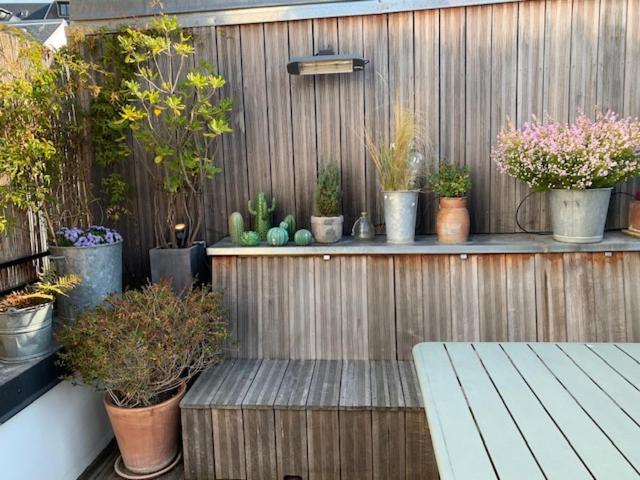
412, 342, 640, 480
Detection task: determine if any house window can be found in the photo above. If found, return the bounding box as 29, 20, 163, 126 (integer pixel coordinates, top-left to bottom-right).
57, 1, 69, 18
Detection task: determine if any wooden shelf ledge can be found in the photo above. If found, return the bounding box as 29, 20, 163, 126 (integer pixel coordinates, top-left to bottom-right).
207, 231, 640, 257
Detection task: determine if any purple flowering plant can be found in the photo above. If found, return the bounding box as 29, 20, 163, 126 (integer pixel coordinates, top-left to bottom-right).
56, 226, 123, 247
492, 111, 640, 190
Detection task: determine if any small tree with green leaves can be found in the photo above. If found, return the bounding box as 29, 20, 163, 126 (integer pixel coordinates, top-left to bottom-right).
118, 16, 232, 248
314, 163, 342, 217
428, 161, 471, 198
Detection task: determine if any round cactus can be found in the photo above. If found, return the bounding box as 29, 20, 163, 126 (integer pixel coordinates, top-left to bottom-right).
266, 227, 289, 246
294, 229, 313, 246
228, 212, 245, 244
281, 214, 296, 238
240, 230, 261, 246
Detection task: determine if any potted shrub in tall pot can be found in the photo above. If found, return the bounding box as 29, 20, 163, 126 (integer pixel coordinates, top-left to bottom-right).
365, 106, 424, 244
311, 162, 343, 244
57, 281, 229, 476
493, 112, 640, 243
118, 16, 232, 293
429, 161, 472, 244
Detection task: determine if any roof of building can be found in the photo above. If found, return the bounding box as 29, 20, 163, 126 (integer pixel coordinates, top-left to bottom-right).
12, 18, 64, 45
0, 2, 51, 20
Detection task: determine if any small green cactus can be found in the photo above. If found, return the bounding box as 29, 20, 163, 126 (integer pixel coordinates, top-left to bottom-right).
240, 230, 261, 246
228, 212, 245, 244
281, 214, 296, 238
248, 192, 276, 240
267, 226, 288, 246
294, 229, 313, 246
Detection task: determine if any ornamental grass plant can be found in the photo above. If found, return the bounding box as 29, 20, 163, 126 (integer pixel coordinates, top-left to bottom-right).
492, 111, 640, 190
57, 281, 229, 408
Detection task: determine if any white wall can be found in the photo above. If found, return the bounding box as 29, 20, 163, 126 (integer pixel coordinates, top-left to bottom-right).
0, 381, 113, 480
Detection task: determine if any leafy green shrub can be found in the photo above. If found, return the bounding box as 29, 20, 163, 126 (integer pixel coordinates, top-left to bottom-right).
428, 161, 471, 198
314, 163, 342, 217
57, 281, 229, 408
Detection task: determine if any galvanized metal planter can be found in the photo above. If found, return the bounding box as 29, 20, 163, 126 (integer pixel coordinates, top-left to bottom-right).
0, 302, 53, 363
50, 241, 123, 323
549, 188, 612, 244
383, 191, 419, 244
149, 242, 206, 295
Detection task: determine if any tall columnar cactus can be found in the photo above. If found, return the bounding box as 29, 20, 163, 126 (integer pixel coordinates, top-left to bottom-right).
248, 192, 276, 240
228, 212, 245, 244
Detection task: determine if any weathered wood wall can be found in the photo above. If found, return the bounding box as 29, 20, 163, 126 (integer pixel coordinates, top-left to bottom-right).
212, 251, 640, 360
114, 0, 640, 284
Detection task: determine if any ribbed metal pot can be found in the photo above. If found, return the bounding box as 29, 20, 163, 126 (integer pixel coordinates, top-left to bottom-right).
0, 302, 53, 363
50, 241, 123, 323
549, 188, 612, 243
383, 191, 419, 244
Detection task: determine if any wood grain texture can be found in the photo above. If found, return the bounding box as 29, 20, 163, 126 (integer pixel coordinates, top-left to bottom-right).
592, 253, 627, 342
307, 410, 340, 480
339, 410, 373, 479
395, 256, 425, 360
259, 257, 289, 358
366, 256, 396, 360
341, 256, 368, 359
212, 409, 246, 479
211, 256, 238, 356
506, 253, 537, 341
314, 257, 342, 359
275, 410, 309, 479
477, 254, 508, 341
288, 257, 316, 359
182, 409, 215, 480
236, 257, 260, 358
623, 252, 640, 341
563, 253, 597, 342
243, 409, 277, 480
422, 255, 452, 341
534, 253, 567, 342
372, 412, 406, 480
449, 255, 480, 341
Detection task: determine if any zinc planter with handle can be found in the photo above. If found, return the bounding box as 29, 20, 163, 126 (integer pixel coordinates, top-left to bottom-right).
0, 302, 53, 363
384, 191, 419, 244
549, 188, 612, 243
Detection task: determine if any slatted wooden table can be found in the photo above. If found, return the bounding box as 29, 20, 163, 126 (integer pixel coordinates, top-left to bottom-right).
412, 342, 640, 480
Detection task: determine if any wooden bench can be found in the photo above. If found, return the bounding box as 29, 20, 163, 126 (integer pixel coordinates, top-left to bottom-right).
180, 359, 438, 480
413, 342, 640, 480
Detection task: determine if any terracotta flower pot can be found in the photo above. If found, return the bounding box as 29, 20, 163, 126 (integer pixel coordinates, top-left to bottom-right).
629, 200, 640, 233
104, 381, 186, 475
436, 197, 470, 244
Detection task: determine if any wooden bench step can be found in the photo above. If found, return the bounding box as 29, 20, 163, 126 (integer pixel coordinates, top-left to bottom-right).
181, 359, 438, 480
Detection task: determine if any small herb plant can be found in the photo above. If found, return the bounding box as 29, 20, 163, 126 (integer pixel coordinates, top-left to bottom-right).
428, 161, 471, 198
57, 281, 229, 408
0, 272, 80, 311
365, 105, 423, 191
314, 162, 342, 217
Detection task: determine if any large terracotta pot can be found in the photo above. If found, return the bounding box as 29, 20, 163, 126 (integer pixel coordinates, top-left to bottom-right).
104, 382, 186, 474
629, 200, 640, 233
436, 197, 470, 244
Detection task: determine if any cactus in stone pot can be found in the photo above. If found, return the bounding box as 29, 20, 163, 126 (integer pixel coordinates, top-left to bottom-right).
240, 231, 261, 246
248, 192, 276, 240
228, 212, 245, 244
267, 226, 289, 246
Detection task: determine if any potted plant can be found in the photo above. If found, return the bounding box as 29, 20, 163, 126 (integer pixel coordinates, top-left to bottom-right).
493, 111, 640, 243
0, 272, 79, 362
0, 28, 127, 321
311, 162, 343, 243
428, 161, 471, 244
57, 281, 229, 476
118, 16, 232, 293
365, 106, 424, 244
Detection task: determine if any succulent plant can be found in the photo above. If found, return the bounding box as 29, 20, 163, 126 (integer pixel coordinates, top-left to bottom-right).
294, 229, 313, 246
240, 231, 260, 246
266, 226, 288, 246
248, 192, 276, 240
228, 212, 244, 244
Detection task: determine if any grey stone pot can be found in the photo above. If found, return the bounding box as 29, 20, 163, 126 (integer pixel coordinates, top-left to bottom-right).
0, 302, 53, 363
149, 241, 206, 295
383, 191, 419, 244
549, 188, 612, 244
50, 241, 123, 324
311, 215, 343, 244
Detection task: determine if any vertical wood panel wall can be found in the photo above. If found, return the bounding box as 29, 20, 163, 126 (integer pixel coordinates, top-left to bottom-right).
113, 0, 640, 284
213, 251, 640, 361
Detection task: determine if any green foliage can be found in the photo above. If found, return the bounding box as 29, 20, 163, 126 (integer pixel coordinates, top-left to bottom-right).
117, 15, 232, 247
314, 163, 342, 217
0, 273, 80, 311
240, 230, 260, 246
57, 281, 230, 408
428, 161, 471, 198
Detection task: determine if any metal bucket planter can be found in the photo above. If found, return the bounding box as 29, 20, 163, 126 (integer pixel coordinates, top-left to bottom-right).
149, 241, 206, 295
50, 241, 123, 323
383, 191, 419, 244
549, 188, 612, 243
0, 302, 53, 363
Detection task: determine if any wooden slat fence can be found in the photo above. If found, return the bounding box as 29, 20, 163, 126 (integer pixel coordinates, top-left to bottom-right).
213, 251, 640, 361
95, 0, 640, 283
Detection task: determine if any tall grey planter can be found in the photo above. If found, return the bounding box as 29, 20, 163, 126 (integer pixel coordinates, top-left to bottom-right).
50, 241, 123, 323
549, 188, 612, 243
0, 302, 53, 363
149, 241, 206, 295
383, 191, 419, 244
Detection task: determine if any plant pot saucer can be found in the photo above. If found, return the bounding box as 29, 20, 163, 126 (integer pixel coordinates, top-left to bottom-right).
114, 451, 182, 480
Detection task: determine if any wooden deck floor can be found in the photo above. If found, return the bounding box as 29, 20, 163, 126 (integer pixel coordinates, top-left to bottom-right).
78, 442, 184, 480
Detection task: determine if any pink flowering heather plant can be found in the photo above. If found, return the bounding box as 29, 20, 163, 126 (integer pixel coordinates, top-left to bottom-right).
492, 111, 640, 190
